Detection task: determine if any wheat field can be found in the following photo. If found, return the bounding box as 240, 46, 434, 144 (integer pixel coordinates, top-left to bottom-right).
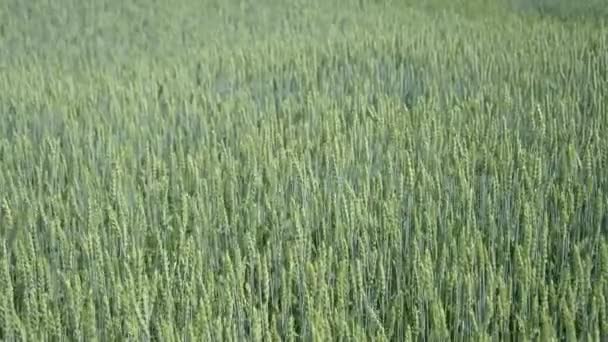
1, 0, 607, 340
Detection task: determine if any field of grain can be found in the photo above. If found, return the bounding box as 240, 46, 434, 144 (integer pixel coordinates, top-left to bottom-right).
1, 0, 607, 340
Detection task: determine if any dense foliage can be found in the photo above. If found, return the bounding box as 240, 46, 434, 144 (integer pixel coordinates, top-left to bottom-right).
1, 0, 607, 340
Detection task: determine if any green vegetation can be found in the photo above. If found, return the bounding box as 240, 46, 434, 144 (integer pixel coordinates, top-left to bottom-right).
1, 0, 607, 340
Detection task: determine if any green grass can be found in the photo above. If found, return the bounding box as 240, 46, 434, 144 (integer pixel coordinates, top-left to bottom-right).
1, 0, 607, 340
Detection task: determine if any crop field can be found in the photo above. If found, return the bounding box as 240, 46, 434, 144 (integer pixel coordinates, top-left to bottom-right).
1, 0, 607, 340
